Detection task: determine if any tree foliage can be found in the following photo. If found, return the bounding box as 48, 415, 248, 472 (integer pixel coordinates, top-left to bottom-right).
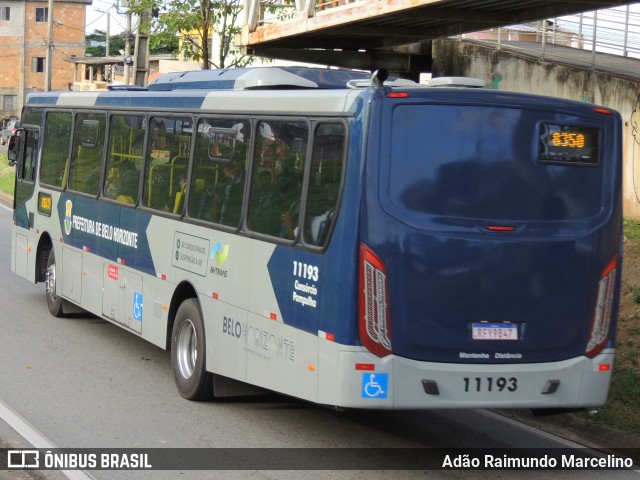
85, 30, 125, 57
137, 0, 255, 69
85, 29, 177, 57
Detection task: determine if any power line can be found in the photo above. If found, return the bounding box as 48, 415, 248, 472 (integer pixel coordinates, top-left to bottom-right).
86, 1, 127, 33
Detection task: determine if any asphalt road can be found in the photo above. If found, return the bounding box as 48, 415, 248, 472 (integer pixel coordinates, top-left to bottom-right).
0, 201, 637, 480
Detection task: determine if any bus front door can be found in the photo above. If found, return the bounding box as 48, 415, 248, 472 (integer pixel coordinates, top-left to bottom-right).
12, 128, 39, 217
11, 128, 39, 280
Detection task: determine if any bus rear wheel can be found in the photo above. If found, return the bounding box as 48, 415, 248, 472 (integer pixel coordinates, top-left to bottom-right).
45, 249, 65, 317
171, 299, 213, 400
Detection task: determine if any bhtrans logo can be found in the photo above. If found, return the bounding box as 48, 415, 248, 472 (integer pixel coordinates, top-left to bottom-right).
211, 242, 229, 265
210, 242, 230, 278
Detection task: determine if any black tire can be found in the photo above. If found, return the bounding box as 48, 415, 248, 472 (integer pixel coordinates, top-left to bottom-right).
45, 248, 65, 317
171, 299, 214, 400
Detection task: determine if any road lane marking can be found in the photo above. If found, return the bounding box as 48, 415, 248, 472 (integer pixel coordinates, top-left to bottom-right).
0, 397, 95, 480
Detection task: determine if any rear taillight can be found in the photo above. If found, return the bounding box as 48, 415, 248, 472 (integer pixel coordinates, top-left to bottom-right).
586, 257, 618, 358
359, 243, 392, 357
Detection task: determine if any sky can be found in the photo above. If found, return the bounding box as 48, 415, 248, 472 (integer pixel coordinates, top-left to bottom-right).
85, 0, 127, 35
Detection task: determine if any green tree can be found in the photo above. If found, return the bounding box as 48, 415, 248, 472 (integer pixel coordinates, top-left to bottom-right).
150, 31, 179, 55
85, 30, 126, 57
143, 0, 255, 69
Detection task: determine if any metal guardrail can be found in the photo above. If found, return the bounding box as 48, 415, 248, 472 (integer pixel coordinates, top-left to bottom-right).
555, 4, 640, 58
465, 4, 640, 58
455, 4, 640, 77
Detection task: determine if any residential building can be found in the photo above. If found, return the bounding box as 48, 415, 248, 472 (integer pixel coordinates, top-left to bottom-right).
0, 0, 91, 122
463, 21, 578, 48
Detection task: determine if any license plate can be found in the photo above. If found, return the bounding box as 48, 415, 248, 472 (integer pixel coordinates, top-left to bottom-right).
472, 323, 518, 340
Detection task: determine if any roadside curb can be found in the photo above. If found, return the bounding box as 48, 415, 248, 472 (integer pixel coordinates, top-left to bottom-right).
0, 191, 12, 206
500, 409, 640, 460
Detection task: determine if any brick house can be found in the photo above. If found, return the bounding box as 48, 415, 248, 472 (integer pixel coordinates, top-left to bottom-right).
0, 0, 91, 122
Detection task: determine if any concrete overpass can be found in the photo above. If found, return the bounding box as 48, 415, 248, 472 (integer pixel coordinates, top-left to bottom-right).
240, 0, 633, 78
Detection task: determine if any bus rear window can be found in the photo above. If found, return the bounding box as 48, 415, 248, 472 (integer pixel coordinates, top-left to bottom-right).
387, 105, 604, 222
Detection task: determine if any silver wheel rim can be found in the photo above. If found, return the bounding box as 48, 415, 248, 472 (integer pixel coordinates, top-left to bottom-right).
46, 261, 56, 301
176, 319, 197, 379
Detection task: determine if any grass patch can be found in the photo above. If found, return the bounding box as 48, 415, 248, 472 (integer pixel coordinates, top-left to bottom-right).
609, 366, 640, 405
0, 150, 14, 197
580, 365, 640, 436
624, 219, 640, 239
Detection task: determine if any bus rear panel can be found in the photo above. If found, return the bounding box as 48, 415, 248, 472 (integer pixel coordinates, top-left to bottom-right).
345, 88, 622, 408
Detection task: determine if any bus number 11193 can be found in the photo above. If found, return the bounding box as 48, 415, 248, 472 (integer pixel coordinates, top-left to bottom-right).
293, 261, 319, 282
463, 377, 518, 393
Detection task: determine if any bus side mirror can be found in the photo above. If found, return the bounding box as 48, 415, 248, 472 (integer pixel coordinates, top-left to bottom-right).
7, 131, 20, 166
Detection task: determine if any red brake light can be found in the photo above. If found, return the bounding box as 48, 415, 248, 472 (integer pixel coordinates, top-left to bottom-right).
593, 107, 612, 115
485, 225, 516, 232
359, 243, 392, 357
386, 92, 410, 98
585, 257, 618, 358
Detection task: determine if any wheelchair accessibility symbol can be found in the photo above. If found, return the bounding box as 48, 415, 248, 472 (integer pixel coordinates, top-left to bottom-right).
361, 373, 388, 399
133, 292, 143, 322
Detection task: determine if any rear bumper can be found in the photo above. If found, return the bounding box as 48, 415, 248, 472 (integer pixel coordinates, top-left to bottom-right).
333, 348, 614, 409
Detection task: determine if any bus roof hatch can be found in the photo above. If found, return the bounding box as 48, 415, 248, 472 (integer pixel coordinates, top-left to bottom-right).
147, 67, 371, 92
428, 77, 486, 88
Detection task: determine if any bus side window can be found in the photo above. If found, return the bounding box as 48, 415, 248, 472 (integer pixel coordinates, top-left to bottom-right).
187, 121, 214, 220
142, 116, 192, 212
104, 114, 144, 204
187, 118, 250, 226
13, 128, 38, 209
247, 120, 307, 238
21, 130, 38, 182
68, 113, 106, 195
40, 112, 72, 189
303, 123, 345, 246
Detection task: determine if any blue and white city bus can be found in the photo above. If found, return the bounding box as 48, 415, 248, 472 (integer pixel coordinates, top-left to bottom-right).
9, 67, 622, 408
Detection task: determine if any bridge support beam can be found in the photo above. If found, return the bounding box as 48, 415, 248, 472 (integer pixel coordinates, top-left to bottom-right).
243, 43, 432, 81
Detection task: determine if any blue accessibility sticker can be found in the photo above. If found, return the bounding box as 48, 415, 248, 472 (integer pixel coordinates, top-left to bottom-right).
133, 292, 143, 321
361, 373, 388, 399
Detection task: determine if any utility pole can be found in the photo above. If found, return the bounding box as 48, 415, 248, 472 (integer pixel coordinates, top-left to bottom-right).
132, 6, 151, 86
124, 9, 132, 84
44, 0, 54, 91
106, 13, 110, 57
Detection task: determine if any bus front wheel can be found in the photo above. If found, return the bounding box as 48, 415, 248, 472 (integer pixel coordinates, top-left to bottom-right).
45, 249, 65, 317
171, 299, 214, 400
